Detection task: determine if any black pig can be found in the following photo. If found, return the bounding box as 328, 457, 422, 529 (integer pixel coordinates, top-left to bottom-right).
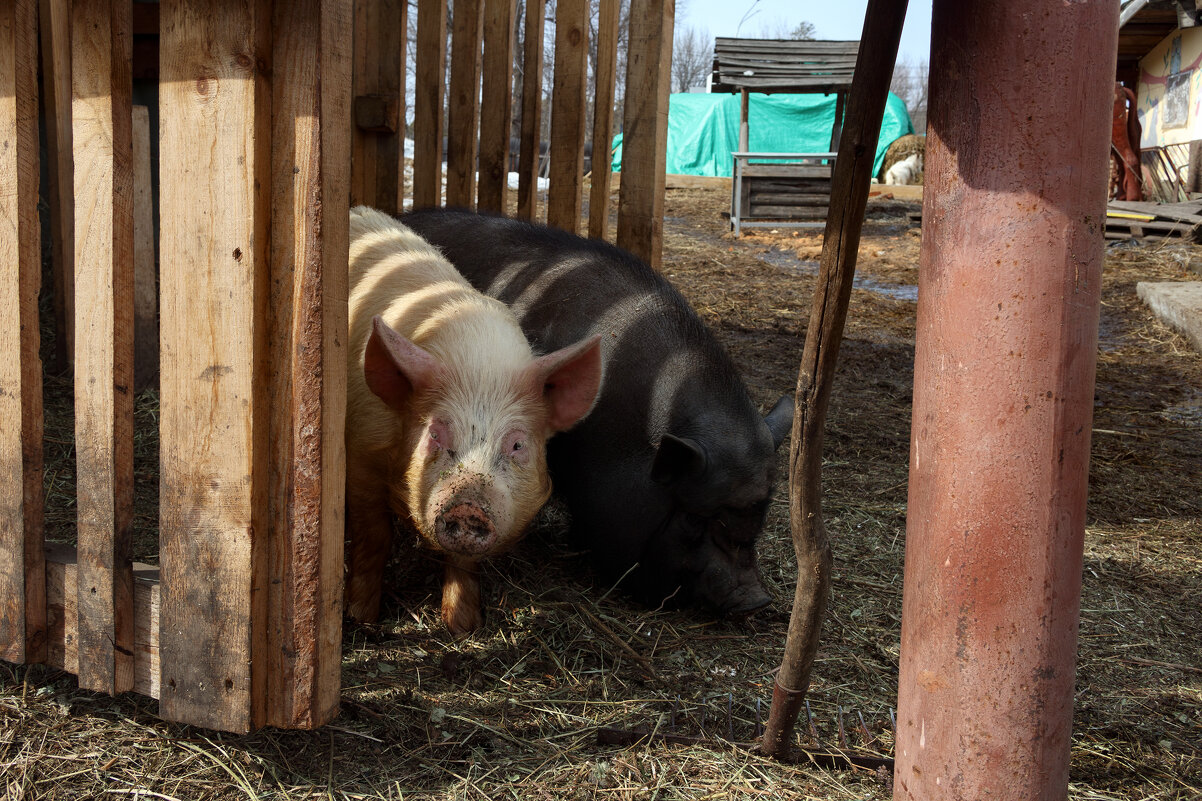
401, 208, 793, 616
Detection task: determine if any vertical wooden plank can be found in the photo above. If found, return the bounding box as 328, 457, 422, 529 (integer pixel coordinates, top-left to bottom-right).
132, 105, 157, 392
545, 0, 587, 233
446, 0, 484, 207
412, 0, 446, 209
38, 0, 73, 372
516, 0, 545, 221
267, 0, 348, 729
476, 0, 517, 213
72, 0, 134, 695
616, 0, 674, 268
587, 0, 619, 240
159, 0, 271, 733
350, 0, 406, 214
0, 0, 45, 666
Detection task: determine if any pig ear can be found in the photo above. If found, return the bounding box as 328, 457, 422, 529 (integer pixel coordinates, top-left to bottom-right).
364, 316, 440, 410
651, 434, 707, 485
528, 334, 603, 432
764, 394, 794, 451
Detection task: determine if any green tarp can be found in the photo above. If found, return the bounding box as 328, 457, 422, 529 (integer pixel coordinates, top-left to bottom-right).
611, 91, 913, 178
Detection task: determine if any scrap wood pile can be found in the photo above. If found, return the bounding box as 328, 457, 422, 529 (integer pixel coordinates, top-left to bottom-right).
1106, 199, 1202, 242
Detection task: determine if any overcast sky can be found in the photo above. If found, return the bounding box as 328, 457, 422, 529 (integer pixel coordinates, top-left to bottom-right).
677, 0, 934, 64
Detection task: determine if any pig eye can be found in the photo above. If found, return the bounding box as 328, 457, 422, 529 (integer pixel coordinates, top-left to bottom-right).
511, 441, 523, 452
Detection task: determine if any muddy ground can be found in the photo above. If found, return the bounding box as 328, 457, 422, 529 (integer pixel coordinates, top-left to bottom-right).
3, 182, 1200, 800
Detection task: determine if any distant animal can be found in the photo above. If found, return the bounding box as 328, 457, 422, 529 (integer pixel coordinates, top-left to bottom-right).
885, 152, 923, 186
401, 207, 794, 617
345, 206, 603, 635
878, 133, 926, 183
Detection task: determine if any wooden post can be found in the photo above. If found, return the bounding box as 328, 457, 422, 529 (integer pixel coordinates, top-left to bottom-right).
350, 0, 406, 215
616, 0, 673, 268
38, 0, 73, 372
72, 0, 135, 696
412, 0, 446, 209
759, 0, 907, 759
132, 105, 157, 392
587, 0, 619, 240
516, 0, 545, 221
446, 0, 484, 208
266, 0, 349, 730
545, 0, 587, 233
0, 0, 46, 666
477, 0, 517, 213
894, 2, 1115, 797
159, 0, 272, 733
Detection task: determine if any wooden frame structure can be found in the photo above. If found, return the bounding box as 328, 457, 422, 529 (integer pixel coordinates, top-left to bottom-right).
711, 38, 859, 235
1, 0, 674, 733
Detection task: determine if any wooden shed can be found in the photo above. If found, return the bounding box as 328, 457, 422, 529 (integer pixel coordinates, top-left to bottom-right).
710, 37, 858, 234
0, 0, 674, 733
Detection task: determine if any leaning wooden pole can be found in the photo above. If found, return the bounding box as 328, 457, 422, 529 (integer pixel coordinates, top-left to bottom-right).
760, 0, 908, 759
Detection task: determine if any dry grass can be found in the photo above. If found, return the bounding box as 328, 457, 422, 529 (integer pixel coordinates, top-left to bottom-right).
3, 184, 1200, 799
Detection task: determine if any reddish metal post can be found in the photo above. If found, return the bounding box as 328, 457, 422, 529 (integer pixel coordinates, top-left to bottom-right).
894, 2, 1117, 800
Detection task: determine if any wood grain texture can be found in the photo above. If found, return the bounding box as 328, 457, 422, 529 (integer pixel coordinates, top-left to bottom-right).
545, 0, 587, 233
267, 0, 348, 729
45, 544, 160, 698
445, 0, 484, 207
132, 105, 157, 392
158, 0, 271, 733
38, 0, 73, 372
587, 0, 619, 240
0, 0, 45, 666
616, 0, 673, 267
71, 0, 135, 695
476, 0, 517, 213
412, 0, 446, 209
515, 0, 545, 221
350, 0, 406, 214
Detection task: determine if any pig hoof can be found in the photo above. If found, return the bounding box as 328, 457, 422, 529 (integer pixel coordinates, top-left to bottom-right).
443, 603, 483, 637
436, 504, 497, 555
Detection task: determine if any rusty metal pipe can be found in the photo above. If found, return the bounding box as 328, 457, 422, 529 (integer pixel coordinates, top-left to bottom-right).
893, 2, 1117, 799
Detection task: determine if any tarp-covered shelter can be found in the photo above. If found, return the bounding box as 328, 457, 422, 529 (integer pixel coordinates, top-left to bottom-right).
611, 91, 913, 178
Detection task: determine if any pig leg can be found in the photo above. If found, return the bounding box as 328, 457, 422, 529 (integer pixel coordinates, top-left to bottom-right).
441, 556, 483, 635
345, 473, 394, 623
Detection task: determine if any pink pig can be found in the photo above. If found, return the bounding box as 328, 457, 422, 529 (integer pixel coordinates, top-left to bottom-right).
345, 206, 602, 635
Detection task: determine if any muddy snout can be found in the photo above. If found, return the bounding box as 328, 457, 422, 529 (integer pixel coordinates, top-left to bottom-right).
435, 502, 498, 555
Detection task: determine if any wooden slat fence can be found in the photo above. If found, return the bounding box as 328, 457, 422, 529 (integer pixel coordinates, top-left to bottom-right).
2, 0, 672, 733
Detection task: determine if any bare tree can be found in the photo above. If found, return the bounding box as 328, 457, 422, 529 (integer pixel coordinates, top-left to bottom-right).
890, 54, 929, 130
672, 25, 711, 92
752, 18, 816, 40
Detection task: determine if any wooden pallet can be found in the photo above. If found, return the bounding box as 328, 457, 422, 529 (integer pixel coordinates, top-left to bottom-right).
1105, 200, 1202, 242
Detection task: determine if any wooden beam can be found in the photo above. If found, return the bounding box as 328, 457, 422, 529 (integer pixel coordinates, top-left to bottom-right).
446, 0, 484, 207
587, 0, 620, 240
0, 0, 46, 666
350, 0, 406, 215
477, 0, 517, 213
412, 0, 446, 209
45, 545, 159, 699
616, 0, 674, 267
159, 0, 271, 733
546, 0, 588, 233
516, 0, 545, 221
71, 0, 134, 696
132, 105, 157, 392
38, 0, 73, 372
266, 0, 349, 730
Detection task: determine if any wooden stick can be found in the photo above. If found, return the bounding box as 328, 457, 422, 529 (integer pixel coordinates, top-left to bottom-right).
587, 0, 620, 240
515, 0, 545, 221
759, 0, 909, 759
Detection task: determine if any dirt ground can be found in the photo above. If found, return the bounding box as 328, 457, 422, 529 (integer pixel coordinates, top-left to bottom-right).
3, 182, 1201, 800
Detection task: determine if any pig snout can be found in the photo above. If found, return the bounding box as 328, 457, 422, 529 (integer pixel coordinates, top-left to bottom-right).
435, 502, 498, 555
720, 579, 772, 617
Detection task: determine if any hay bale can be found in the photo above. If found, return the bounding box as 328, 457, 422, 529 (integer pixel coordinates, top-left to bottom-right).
878, 133, 926, 183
